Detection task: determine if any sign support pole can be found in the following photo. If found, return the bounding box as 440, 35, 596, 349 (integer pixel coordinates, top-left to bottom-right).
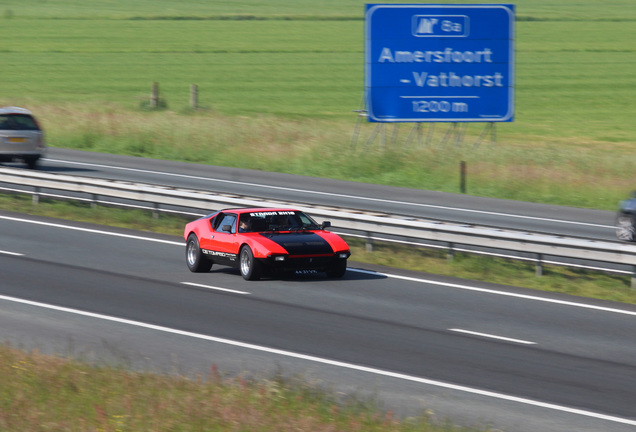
473, 122, 497, 147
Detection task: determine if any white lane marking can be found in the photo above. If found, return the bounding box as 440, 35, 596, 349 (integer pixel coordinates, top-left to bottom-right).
44, 158, 613, 229
182, 282, 249, 295
1, 293, 634, 426
349, 268, 636, 317
0, 249, 23, 256
0, 215, 183, 246
449, 328, 536, 345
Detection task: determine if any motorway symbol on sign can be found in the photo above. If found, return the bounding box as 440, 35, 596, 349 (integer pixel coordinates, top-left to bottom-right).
365, 4, 515, 122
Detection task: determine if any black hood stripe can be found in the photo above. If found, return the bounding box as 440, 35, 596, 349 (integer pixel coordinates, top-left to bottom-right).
260, 232, 333, 255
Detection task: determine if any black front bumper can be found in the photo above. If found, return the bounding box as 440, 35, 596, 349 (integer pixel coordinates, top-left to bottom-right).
259, 254, 349, 273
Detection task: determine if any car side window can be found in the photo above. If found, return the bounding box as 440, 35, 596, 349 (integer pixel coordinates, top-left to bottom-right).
214, 213, 237, 233
212, 213, 224, 230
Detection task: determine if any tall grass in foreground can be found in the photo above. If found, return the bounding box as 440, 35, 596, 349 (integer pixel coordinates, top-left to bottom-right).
3, 344, 471, 432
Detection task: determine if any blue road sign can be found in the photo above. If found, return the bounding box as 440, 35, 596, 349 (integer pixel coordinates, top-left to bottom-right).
365, 4, 515, 122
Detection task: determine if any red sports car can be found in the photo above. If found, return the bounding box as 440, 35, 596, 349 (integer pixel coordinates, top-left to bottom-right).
184, 208, 351, 280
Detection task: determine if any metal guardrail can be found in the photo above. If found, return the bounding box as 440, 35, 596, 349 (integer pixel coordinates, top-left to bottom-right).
1, 167, 635, 284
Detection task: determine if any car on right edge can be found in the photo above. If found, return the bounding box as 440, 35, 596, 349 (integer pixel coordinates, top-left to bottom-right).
616, 192, 636, 241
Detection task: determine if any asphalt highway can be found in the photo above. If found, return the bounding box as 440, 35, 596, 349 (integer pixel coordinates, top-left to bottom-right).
38, 148, 618, 240
2, 212, 636, 432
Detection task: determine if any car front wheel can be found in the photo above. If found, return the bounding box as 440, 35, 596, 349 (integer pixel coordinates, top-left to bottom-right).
616, 214, 636, 241
186, 234, 212, 272
240, 246, 262, 281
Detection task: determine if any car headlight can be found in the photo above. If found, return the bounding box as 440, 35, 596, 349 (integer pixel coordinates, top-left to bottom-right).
274, 255, 286, 262
338, 253, 349, 259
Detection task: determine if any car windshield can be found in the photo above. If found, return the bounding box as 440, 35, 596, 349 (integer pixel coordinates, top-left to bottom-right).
238, 211, 321, 233
0, 114, 39, 131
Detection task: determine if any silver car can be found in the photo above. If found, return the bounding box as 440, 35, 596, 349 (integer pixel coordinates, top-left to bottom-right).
0, 107, 46, 169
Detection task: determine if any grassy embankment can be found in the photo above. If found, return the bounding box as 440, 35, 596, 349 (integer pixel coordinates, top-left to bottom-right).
3, 343, 452, 432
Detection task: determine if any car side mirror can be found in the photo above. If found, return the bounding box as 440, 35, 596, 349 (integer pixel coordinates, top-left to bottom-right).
222, 224, 232, 232
321, 221, 331, 229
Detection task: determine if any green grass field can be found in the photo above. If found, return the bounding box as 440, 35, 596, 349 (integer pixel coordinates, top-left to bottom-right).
1, 1, 635, 211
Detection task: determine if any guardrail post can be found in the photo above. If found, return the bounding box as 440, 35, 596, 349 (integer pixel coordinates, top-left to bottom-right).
536, 254, 543, 277
448, 242, 454, 260
32, 187, 40, 204
631, 267, 636, 289
91, 194, 98, 209
365, 232, 373, 252
153, 203, 159, 219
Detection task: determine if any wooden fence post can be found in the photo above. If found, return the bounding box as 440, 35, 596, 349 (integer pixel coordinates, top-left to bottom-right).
150, 82, 159, 109
190, 84, 198, 109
